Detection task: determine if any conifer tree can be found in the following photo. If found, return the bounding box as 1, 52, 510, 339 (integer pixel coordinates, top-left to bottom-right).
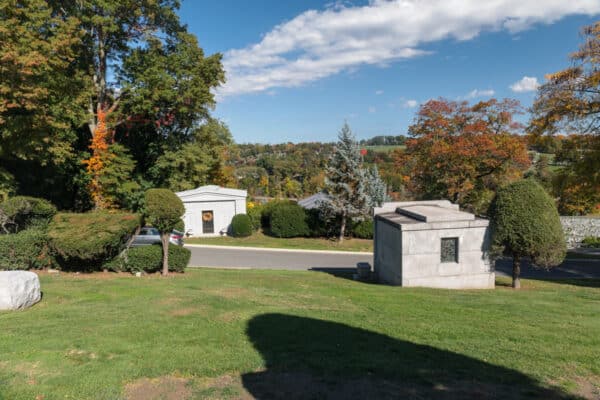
321, 123, 370, 241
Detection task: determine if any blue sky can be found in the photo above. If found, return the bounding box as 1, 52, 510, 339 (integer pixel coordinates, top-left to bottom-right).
178, 0, 600, 143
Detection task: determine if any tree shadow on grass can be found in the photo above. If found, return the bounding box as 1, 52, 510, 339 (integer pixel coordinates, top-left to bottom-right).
242, 313, 580, 400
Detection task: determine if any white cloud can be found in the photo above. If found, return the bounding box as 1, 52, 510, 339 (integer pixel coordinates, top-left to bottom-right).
218, 0, 600, 98
403, 99, 418, 108
510, 76, 540, 92
464, 89, 495, 99
368, 106, 377, 113
375, 90, 384, 95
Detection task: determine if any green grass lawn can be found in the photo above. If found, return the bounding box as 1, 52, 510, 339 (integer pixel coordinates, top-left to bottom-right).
1, 270, 599, 399
185, 232, 373, 252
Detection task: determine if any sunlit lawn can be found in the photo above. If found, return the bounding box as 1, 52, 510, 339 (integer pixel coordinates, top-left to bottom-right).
0, 270, 599, 399
185, 231, 373, 253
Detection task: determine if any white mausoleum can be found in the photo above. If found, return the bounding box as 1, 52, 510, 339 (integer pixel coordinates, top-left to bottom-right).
374, 200, 494, 289
176, 185, 247, 237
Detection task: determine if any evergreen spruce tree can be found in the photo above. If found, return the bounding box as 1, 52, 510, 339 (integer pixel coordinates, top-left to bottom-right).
365, 165, 388, 210
321, 123, 370, 242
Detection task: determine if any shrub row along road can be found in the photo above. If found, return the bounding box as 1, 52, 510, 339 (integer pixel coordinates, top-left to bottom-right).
186, 245, 600, 279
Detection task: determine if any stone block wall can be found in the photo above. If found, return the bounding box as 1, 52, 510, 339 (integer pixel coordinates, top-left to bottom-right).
560, 216, 600, 249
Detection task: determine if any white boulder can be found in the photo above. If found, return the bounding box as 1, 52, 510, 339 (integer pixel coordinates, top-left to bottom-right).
0, 271, 41, 311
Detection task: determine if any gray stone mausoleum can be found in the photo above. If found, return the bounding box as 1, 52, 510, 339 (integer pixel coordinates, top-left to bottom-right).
374, 201, 494, 289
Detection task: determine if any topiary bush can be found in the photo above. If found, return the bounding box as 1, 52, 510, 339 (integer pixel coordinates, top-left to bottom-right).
0, 196, 57, 233
144, 189, 185, 275
352, 219, 374, 239
173, 218, 185, 233
269, 203, 310, 238
231, 214, 253, 237
489, 179, 566, 289
48, 211, 141, 270
105, 244, 190, 273
0, 228, 55, 270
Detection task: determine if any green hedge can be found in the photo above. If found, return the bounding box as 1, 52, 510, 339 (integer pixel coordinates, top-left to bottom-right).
231, 214, 253, 237
246, 205, 262, 231
582, 236, 600, 248
48, 211, 141, 270
352, 219, 373, 239
106, 244, 190, 273
260, 200, 296, 230
0, 228, 54, 270
270, 203, 310, 238
0, 196, 57, 232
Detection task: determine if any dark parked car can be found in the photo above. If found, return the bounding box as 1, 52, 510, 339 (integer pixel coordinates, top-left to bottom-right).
131, 227, 184, 247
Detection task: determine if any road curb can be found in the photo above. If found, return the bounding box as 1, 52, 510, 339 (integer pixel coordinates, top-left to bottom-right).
184, 244, 372, 256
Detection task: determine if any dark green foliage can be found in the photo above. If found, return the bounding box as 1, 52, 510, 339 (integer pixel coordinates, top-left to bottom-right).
490, 179, 566, 268
144, 189, 185, 234
231, 214, 253, 237
246, 205, 262, 231
305, 208, 328, 238
352, 219, 374, 239
48, 211, 141, 269
582, 236, 600, 248
270, 204, 310, 238
174, 219, 185, 233
260, 200, 296, 230
105, 244, 190, 273
0, 196, 57, 233
0, 228, 54, 270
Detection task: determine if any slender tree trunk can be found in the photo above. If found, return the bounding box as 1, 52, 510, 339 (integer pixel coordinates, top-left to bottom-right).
339, 212, 346, 243
512, 256, 521, 289
161, 233, 169, 276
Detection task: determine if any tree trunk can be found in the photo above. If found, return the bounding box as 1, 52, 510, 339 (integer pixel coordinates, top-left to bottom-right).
161, 233, 169, 276
512, 256, 521, 289
339, 213, 346, 243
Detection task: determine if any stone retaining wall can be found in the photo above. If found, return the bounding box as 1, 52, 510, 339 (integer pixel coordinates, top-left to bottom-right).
560, 216, 600, 249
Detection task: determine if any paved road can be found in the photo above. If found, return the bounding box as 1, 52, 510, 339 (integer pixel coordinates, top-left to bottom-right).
187, 245, 600, 279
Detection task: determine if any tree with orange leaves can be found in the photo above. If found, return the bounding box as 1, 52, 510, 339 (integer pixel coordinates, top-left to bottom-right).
529, 21, 600, 215
395, 98, 530, 214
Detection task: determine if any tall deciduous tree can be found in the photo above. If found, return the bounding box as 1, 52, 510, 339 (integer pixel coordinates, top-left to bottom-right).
149, 119, 234, 191
0, 0, 88, 196
321, 123, 370, 242
529, 21, 600, 214
396, 98, 530, 214
49, 0, 225, 208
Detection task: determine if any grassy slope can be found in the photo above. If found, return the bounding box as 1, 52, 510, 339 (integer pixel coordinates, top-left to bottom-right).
185, 232, 373, 252
0, 270, 599, 399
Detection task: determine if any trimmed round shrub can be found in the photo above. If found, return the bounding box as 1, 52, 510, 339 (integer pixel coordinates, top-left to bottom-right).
173, 218, 185, 233
0, 196, 57, 232
0, 228, 55, 270
260, 200, 296, 230
270, 203, 309, 238
48, 211, 141, 270
352, 219, 374, 239
231, 214, 253, 237
144, 189, 185, 233
489, 179, 566, 288
106, 244, 190, 273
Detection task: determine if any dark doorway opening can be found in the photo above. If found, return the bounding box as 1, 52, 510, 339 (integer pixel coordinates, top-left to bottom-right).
202, 210, 214, 234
